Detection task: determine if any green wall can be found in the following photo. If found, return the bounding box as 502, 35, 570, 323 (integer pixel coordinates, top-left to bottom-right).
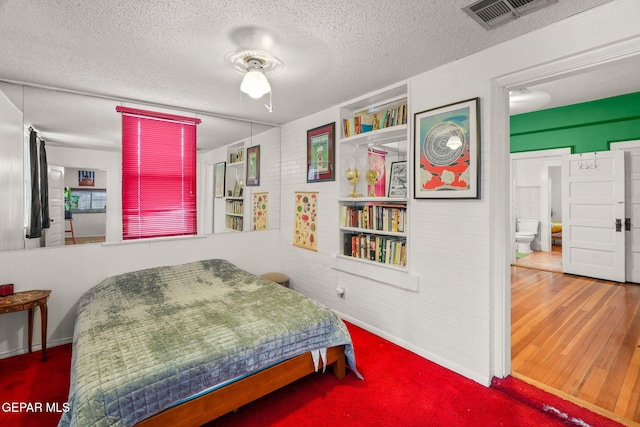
510, 92, 640, 154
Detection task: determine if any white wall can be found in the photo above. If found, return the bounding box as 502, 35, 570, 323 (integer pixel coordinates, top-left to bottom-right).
0, 230, 281, 357
278, 0, 640, 386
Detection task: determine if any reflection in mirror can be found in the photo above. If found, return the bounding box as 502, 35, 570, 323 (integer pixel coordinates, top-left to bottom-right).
0, 82, 280, 252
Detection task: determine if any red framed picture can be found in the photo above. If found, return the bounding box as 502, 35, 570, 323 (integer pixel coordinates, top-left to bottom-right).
307, 122, 335, 182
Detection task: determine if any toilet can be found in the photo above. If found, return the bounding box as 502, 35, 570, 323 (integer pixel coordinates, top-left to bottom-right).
515, 219, 540, 254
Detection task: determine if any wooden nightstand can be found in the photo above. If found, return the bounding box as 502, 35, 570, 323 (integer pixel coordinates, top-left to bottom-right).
0, 290, 51, 361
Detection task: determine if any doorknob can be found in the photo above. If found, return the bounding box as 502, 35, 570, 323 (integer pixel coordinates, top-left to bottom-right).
616, 219, 622, 232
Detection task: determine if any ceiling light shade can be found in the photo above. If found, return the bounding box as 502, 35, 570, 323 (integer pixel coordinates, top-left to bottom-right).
509, 88, 551, 114
241, 69, 271, 99
240, 58, 271, 99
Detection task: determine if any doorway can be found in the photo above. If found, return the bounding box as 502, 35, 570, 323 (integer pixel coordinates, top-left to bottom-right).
511, 148, 568, 273
497, 43, 640, 423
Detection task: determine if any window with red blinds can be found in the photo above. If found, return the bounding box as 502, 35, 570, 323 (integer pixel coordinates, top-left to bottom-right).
116, 106, 201, 240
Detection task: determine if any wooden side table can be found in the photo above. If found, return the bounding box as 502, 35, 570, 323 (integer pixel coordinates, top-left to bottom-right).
0, 290, 51, 361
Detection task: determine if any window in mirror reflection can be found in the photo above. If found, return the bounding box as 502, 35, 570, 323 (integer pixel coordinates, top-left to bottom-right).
71, 189, 107, 213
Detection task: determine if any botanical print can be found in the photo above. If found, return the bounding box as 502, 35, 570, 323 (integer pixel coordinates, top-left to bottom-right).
253, 192, 268, 230
293, 192, 318, 251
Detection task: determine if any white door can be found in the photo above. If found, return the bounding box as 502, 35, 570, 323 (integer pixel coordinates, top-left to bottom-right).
46, 165, 65, 247
611, 140, 640, 284
562, 150, 625, 282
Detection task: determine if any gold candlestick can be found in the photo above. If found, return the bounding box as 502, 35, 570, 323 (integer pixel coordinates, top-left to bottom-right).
366, 169, 380, 197
345, 168, 360, 198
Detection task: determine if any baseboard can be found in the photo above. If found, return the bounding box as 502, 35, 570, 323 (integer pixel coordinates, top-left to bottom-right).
0, 337, 72, 360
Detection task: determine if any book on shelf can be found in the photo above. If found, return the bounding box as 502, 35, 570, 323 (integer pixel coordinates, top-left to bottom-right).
340, 203, 407, 232
343, 98, 407, 138
342, 232, 407, 267
229, 148, 244, 163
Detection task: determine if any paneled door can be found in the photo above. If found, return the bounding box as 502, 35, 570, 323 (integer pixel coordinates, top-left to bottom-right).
562, 150, 625, 282
46, 165, 65, 247
611, 140, 640, 284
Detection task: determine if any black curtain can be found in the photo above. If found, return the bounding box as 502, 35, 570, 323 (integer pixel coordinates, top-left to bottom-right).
27, 129, 42, 238
40, 139, 50, 229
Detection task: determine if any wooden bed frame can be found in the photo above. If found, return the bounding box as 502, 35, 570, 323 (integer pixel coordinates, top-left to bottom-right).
135, 345, 346, 427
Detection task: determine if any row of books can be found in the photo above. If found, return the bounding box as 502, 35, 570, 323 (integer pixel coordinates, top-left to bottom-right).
340, 204, 406, 233
343, 233, 407, 267
225, 216, 243, 231
226, 200, 243, 215
343, 99, 408, 138
230, 148, 244, 164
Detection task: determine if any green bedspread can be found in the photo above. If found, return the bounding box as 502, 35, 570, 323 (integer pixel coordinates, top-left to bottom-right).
58, 259, 358, 427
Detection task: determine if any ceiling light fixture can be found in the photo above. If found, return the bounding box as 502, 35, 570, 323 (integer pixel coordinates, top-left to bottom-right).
509, 88, 551, 114
240, 58, 271, 99
226, 50, 282, 112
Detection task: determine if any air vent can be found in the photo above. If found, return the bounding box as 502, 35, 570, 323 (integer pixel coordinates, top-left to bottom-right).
463, 0, 558, 30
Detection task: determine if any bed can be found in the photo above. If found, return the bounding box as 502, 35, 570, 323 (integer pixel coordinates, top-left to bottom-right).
58, 259, 360, 427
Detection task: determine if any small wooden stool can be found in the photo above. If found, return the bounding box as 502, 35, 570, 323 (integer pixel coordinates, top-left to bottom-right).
261, 272, 289, 288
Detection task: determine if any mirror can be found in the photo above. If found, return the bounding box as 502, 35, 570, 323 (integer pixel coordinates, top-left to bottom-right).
0, 82, 280, 251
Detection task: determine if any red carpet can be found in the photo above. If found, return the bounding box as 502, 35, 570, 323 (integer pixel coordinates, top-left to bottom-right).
0, 323, 625, 427
0, 344, 71, 427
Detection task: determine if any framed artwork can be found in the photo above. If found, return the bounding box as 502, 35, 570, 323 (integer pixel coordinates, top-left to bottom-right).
214, 161, 226, 198
388, 161, 407, 198
253, 192, 268, 230
367, 148, 387, 197
246, 145, 260, 186
307, 122, 335, 182
78, 170, 95, 187
414, 97, 480, 199
293, 192, 318, 251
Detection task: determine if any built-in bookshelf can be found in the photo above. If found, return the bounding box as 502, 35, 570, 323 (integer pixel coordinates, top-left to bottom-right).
225, 141, 246, 231
340, 200, 407, 267
338, 198, 407, 268
335, 82, 419, 290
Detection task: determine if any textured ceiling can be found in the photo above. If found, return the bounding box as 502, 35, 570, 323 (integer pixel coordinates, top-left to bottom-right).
0, 0, 617, 122
0, 0, 622, 150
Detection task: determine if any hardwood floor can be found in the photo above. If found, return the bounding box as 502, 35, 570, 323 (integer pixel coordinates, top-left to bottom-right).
514, 244, 562, 273
512, 256, 640, 425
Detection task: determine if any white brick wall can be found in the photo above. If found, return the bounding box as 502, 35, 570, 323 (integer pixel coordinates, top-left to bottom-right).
278, 1, 640, 386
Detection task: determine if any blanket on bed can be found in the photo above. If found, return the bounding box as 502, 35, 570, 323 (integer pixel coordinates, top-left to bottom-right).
58, 259, 358, 427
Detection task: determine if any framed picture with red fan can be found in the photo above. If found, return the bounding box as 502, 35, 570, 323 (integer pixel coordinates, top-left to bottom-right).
414, 97, 480, 199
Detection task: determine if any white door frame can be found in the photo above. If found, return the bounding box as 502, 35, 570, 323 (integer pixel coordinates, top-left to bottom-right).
490, 38, 640, 379
611, 139, 640, 283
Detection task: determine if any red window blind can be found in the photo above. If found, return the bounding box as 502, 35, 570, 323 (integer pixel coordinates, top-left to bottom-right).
116, 106, 201, 240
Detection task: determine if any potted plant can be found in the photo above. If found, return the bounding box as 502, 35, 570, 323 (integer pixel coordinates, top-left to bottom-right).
64, 187, 79, 220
